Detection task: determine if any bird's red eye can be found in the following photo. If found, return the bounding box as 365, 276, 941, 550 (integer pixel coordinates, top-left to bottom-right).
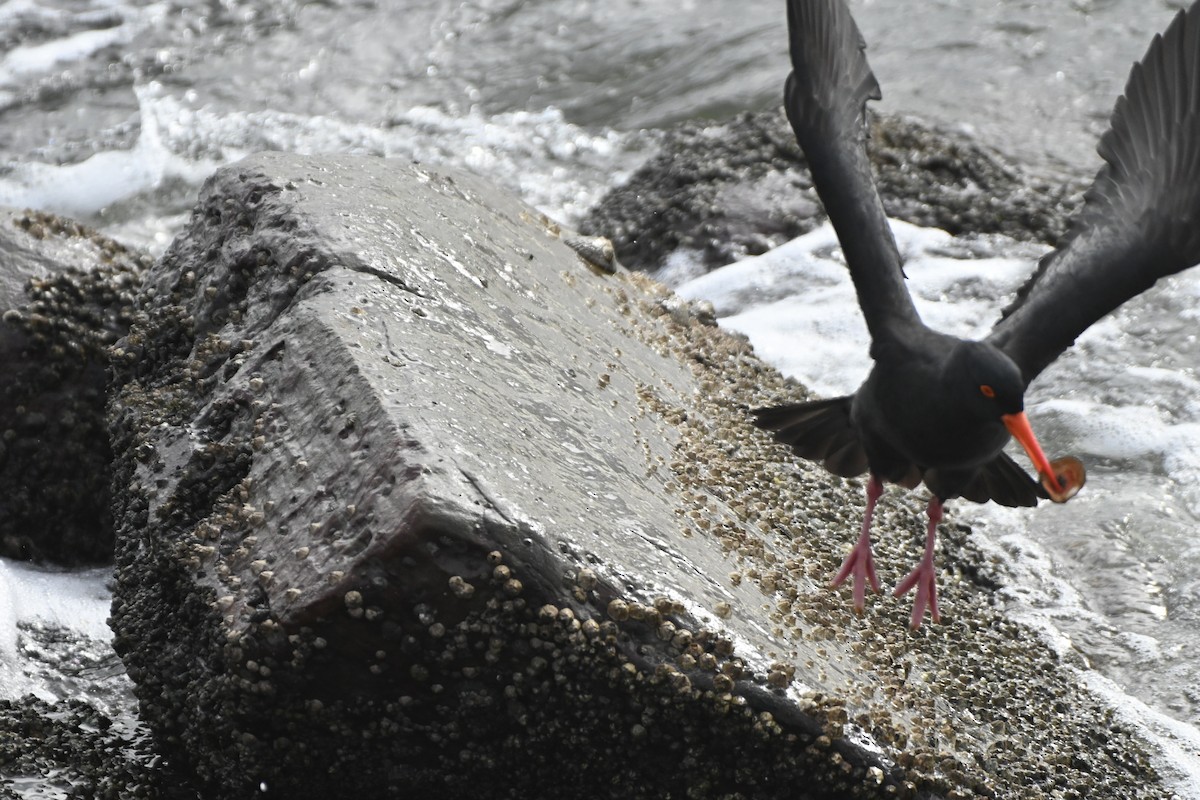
979, 384, 996, 398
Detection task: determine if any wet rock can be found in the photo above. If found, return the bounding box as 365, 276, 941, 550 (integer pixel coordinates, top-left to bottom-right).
579, 108, 1086, 274
0, 696, 183, 798
0, 210, 147, 563
107, 153, 1169, 800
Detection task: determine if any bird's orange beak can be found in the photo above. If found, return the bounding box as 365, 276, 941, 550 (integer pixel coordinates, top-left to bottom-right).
1002, 412, 1083, 503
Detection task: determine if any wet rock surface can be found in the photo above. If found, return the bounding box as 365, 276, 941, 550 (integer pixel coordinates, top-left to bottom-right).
579, 108, 1087, 274
106, 152, 904, 798
98, 152, 1170, 799
0, 211, 147, 563
0, 695, 180, 799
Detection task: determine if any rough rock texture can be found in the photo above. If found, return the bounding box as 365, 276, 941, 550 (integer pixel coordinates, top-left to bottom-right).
579, 108, 1087, 273
0, 210, 147, 563
0, 696, 183, 799
107, 153, 1171, 799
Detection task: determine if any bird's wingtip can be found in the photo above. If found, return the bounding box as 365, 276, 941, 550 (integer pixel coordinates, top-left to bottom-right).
1088, 0, 1200, 266
784, 0, 881, 139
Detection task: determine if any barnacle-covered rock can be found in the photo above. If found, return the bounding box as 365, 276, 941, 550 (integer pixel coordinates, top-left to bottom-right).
0, 210, 147, 563
107, 153, 1169, 800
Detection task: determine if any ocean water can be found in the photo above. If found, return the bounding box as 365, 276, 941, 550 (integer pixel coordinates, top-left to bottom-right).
2, 0, 1200, 791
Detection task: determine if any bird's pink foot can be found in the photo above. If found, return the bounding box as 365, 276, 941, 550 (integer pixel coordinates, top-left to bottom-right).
831, 528, 880, 612
893, 554, 940, 628
830, 476, 884, 612
893, 496, 944, 628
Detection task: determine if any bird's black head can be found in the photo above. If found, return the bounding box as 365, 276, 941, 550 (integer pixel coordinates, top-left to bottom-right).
944, 340, 1026, 420
940, 338, 1082, 503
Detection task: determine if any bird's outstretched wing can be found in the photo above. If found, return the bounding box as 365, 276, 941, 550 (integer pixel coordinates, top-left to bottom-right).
785, 0, 921, 346
988, 3, 1200, 384
951, 453, 1046, 508
753, 397, 869, 478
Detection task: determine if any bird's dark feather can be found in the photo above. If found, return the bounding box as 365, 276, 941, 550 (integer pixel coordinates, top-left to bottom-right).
989, 3, 1200, 384
953, 453, 1045, 508
754, 399, 1038, 505
757, 0, 1200, 512
784, 0, 920, 346
753, 397, 868, 477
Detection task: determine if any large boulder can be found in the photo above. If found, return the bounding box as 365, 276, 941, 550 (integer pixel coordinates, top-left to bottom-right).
108, 153, 1168, 799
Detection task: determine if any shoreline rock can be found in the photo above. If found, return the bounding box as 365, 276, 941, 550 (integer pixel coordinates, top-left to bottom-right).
105, 153, 908, 797
579, 108, 1087, 274
0, 210, 146, 564
96, 152, 1168, 799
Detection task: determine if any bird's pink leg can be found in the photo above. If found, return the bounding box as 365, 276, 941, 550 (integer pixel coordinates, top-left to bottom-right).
893, 497, 943, 628
831, 475, 883, 612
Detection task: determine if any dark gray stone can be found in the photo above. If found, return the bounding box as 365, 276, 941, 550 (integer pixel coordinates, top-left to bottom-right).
107, 153, 1169, 800
580, 108, 1087, 273
0, 210, 146, 563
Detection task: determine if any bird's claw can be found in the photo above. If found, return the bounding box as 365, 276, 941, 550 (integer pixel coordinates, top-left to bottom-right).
830, 531, 880, 612
893, 558, 940, 628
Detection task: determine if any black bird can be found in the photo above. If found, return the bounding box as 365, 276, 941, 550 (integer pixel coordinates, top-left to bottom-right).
756, 0, 1200, 627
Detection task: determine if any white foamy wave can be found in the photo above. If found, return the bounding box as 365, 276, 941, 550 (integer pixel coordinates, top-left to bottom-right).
1, 26, 123, 81
0, 1, 166, 89
0, 84, 220, 219
0, 559, 112, 701
392, 104, 634, 223
146, 89, 634, 223
0, 82, 638, 246
677, 218, 1045, 397
1035, 397, 1200, 489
